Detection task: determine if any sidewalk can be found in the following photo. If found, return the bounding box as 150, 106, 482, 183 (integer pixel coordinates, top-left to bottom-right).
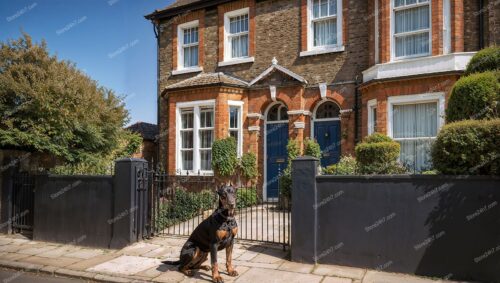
0, 234, 462, 283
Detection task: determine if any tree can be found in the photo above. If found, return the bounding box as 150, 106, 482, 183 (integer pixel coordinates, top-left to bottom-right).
0, 33, 130, 165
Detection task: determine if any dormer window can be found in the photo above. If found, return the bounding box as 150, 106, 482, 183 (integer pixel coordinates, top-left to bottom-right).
392, 0, 431, 60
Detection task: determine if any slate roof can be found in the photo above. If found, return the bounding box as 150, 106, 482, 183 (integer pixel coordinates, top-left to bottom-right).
146, 0, 207, 19
164, 72, 248, 91
126, 122, 158, 141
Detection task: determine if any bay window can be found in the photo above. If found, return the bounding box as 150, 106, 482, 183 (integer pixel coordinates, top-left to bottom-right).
367, 99, 377, 135
228, 101, 243, 156
393, 0, 431, 59
176, 100, 215, 175
388, 93, 445, 172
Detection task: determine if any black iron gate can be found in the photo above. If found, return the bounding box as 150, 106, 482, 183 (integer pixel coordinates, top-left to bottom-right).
11, 172, 35, 234
147, 168, 291, 248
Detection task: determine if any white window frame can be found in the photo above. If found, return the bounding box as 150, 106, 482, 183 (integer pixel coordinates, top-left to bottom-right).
301, 0, 344, 57
443, 0, 451, 54
220, 8, 255, 66
390, 0, 432, 61
374, 0, 380, 63
174, 20, 203, 75
367, 99, 377, 135
387, 92, 445, 139
228, 100, 244, 157
176, 100, 216, 175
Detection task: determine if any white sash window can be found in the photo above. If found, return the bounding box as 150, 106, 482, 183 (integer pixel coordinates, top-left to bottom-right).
393, 0, 431, 59
177, 20, 200, 70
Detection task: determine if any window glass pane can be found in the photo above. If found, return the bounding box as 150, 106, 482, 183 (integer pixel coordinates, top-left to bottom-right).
394, 0, 405, 7
183, 27, 198, 44
231, 34, 248, 58
229, 107, 239, 129
320, 0, 328, 17
200, 150, 212, 170
328, 0, 337, 15
313, 0, 320, 18
398, 139, 433, 172
373, 108, 377, 130
314, 19, 337, 46
395, 31, 429, 57
316, 102, 340, 119
200, 108, 214, 128
181, 110, 193, 129
199, 130, 213, 148
230, 14, 248, 34
182, 151, 193, 170
395, 6, 429, 34
279, 106, 289, 120
181, 131, 193, 148
184, 45, 199, 67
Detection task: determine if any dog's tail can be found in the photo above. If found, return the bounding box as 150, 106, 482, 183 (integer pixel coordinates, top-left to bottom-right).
162, 260, 181, 265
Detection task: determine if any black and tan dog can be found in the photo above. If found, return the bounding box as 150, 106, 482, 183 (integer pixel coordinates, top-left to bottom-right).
162, 185, 238, 283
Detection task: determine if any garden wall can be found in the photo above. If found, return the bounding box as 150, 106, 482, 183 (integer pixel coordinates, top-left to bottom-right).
291, 157, 500, 283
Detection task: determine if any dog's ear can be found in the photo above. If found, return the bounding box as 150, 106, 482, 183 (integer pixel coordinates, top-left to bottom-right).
217, 185, 225, 196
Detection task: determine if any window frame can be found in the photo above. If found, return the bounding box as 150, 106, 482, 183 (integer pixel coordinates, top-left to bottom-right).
228, 100, 244, 157
223, 8, 253, 63
176, 100, 216, 176
367, 99, 377, 135
305, 0, 343, 54
176, 20, 201, 71
390, 0, 432, 61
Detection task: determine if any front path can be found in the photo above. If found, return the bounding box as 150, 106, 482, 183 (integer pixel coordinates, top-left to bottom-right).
0, 234, 462, 283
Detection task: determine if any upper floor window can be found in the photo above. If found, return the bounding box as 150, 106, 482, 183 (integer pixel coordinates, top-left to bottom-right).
177, 20, 199, 70
393, 0, 431, 59
303, 0, 343, 56
224, 8, 250, 62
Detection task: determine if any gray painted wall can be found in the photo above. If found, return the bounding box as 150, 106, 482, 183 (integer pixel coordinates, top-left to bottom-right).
292, 157, 500, 282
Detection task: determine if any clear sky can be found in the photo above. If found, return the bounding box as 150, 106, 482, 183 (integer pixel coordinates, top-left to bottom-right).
0, 0, 174, 126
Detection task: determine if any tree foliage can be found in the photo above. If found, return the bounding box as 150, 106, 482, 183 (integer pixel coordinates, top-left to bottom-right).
0, 33, 129, 163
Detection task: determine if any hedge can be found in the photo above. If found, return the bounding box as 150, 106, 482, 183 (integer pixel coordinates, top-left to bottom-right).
362, 132, 394, 143
431, 119, 500, 175
465, 46, 500, 75
323, 155, 357, 175
355, 134, 407, 174
446, 71, 500, 122
212, 137, 238, 179
304, 138, 321, 159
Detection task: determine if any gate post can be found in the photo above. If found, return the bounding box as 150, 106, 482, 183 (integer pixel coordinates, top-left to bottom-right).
0, 164, 15, 234
110, 158, 148, 249
291, 156, 319, 263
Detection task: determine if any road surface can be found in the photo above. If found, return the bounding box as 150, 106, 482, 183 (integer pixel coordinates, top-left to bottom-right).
0, 269, 88, 283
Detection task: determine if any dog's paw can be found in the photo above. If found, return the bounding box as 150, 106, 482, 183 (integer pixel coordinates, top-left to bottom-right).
212, 275, 224, 283
200, 265, 211, 271
227, 269, 238, 277
183, 270, 194, 277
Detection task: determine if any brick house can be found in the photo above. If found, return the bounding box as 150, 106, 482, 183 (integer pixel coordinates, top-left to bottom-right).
146, 0, 498, 199
126, 122, 159, 163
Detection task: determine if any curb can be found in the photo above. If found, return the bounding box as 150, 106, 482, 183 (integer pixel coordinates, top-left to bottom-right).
0, 260, 140, 283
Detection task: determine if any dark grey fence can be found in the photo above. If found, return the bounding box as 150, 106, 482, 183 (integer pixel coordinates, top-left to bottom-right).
291, 157, 500, 283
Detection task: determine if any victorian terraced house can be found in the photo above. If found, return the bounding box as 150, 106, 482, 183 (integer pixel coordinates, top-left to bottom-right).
146, 0, 499, 200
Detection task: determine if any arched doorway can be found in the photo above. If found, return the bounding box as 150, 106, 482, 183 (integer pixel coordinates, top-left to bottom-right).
264, 102, 289, 200
312, 100, 341, 167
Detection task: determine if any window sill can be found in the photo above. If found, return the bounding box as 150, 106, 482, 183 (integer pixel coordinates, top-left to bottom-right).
171, 66, 203, 76
300, 46, 345, 57
176, 171, 214, 176
218, 57, 255, 67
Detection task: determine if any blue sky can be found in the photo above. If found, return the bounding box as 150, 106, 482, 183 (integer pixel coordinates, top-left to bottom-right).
0, 0, 174, 125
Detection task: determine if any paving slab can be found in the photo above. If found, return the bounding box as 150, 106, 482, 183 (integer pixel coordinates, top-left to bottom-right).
0, 252, 31, 261
37, 246, 81, 258
87, 255, 161, 276
121, 242, 163, 256
17, 245, 59, 256
313, 264, 366, 280
0, 244, 25, 253
65, 248, 106, 259
151, 269, 186, 282
94, 274, 132, 283
277, 261, 314, 273
142, 247, 179, 259
234, 267, 323, 283
232, 259, 282, 270
22, 255, 80, 268
250, 248, 286, 264
362, 270, 443, 283
65, 252, 121, 270
322, 277, 353, 283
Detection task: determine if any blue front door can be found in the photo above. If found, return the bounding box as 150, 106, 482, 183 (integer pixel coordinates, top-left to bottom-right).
314, 120, 341, 167
266, 122, 289, 199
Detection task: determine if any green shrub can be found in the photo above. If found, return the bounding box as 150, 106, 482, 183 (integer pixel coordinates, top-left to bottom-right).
304, 138, 321, 159
446, 71, 500, 122
237, 188, 258, 209
286, 139, 300, 167
431, 119, 500, 175
355, 134, 407, 174
155, 189, 215, 230
279, 139, 301, 199
323, 155, 357, 175
465, 46, 500, 75
211, 137, 238, 180
239, 152, 258, 184
362, 132, 393, 143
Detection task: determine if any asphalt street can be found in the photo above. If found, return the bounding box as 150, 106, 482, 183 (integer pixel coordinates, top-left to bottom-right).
0, 269, 89, 283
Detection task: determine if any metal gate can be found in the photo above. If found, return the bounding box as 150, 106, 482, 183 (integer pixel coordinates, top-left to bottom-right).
148, 168, 291, 248
11, 172, 35, 234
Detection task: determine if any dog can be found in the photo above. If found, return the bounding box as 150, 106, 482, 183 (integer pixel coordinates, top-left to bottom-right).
162, 185, 238, 283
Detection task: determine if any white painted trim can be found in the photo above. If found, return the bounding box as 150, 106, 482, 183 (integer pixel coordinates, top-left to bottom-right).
339, 109, 353, 114
311, 99, 342, 139
300, 46, 345, 57
248, 126, 260, 132
319, 83, 327, 100
176, 20, 200, 71
263, 101, 288, 202
443, 0, 451, 54
294, 122, 305, 129
223, 7, 250, 63
269, 85, 277, 102
374, 0, 380, 64
247, 113, 264, 119
171, 66, 203, 76
287, 110, 312, 116
390, 0, 432, 61
249, 64, 308, 86
306, 0, 343, 52
218, 56, 255, 67
386, 92, 445, 138
362, 52, 477, 83
228, 100, 244, 157
175, 99, 216, 176
367, 99, 377, 135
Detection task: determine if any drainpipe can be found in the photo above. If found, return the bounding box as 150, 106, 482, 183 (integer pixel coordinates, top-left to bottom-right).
152, 20, 161, 167
354, 75, 360, 144
479, 0, 484, 49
